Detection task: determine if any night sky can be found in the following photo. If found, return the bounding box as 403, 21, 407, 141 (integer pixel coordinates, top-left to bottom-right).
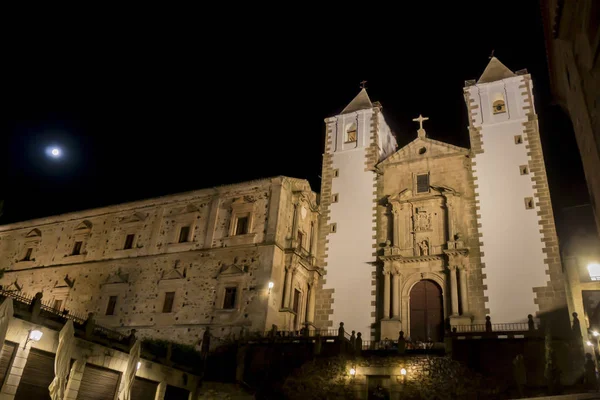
0, 2, 590, 227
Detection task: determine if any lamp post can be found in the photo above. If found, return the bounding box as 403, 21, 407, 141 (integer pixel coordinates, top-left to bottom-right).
24, 328, 43, 349
268, 281, 274, 295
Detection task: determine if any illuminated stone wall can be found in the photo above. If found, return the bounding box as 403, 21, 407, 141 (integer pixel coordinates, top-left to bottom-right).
0, 177, 320, 345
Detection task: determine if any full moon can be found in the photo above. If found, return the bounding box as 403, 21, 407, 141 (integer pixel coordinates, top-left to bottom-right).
46, 146, 63, 159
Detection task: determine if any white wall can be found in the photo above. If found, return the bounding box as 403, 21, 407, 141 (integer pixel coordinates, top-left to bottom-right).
324, 109, 378, 336
468, 76, 549, 323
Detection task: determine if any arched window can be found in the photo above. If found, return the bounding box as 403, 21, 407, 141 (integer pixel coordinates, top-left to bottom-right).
345, 123, 357, 143
492, 93, 506, 114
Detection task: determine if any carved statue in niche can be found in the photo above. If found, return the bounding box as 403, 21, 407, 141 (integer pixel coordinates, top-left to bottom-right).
414, 208, 431, 232
419, 240, 429, 256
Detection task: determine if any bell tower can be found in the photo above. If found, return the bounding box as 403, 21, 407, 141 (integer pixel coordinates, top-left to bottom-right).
463, 57, 567, 323
314, 87, 397, 337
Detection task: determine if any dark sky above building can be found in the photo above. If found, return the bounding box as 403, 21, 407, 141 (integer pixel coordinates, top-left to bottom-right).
0, 2, 590, 225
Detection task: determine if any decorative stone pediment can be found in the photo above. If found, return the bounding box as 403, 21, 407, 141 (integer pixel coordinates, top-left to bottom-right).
217, 264, 248, 278
379, 136, 469, 166
73, 220, 92, 235
161, 268, 185, 280
103, 270, 129, 285
119, 212, 147, 225
171, 203, 200, 216
25, 229, 41, 239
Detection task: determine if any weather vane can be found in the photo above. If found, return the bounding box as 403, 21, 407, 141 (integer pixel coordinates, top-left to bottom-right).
489, 49, 495, 59
360, 80, 367, 89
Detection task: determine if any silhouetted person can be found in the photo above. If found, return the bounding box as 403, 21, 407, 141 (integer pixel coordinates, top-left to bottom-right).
397, 331, 406, 354
485, 315, 492, 333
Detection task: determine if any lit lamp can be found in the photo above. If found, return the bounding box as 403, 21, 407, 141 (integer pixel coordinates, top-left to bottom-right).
587, 263, 600, 281
24, 329, 43, 349
349, 367, 356, 377
136, 361, 142, 370
400, 367, 407, 384
268, 281, 274, 294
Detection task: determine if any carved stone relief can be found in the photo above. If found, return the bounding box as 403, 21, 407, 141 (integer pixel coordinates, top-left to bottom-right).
413, 208, 431, 232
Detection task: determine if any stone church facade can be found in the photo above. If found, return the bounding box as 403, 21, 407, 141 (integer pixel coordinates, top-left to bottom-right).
0, 57, 569, 345
317, 57, 568, 341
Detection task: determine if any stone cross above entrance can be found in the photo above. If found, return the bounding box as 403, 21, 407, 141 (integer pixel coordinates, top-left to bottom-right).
412, 114, 429, 138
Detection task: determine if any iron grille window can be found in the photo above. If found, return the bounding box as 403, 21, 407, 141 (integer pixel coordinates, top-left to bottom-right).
72, 241, 83, 255
124, 234, 135, 249
223, 287, 237, 309
416, 174, 429, 193
23, 248, 33, 261
106, 296, 117, 315
178, 226, 190, 243
162, 292, 175, 313
235, 217, 249, 235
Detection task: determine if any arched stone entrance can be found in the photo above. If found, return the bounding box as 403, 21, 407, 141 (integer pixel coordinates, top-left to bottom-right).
409, 279, 443, 342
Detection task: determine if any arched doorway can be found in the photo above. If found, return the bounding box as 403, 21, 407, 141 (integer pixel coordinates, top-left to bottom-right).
409, 279, 443, 342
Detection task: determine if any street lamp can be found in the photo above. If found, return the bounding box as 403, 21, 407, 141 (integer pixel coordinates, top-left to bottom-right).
268, 281, 274, 294
587, 263, 600, 281
24, 329, 43, 349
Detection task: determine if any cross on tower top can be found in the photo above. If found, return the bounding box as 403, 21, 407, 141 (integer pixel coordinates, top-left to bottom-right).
412, 114, 429, 138
412, 114, 429, 130
489, 49, 495, 59
360, 80, 367, 89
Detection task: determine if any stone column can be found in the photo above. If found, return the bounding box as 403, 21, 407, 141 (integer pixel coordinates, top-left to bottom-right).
450, 266, 459, 315
392, 205, 400, 247
288, 267, 298, 309
392, 272, 400, 319
306, 279, 316, 324
445, 195, 455, 241
459, 267, 469, 314
64, 359, 87, 399
283, 266, 293, 309
291, 202, 299, 245
155, 381, 167, 400
383, 270, 391, 319
310, 220, 318, 256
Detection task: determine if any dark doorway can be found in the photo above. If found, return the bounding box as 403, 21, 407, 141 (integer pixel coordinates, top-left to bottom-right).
367, 375, 391, 399
409, 279, 443, 342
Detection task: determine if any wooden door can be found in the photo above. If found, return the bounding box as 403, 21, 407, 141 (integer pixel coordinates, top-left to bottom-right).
0, 342, 16, 387
292, 289, 301, 330
76, 364, 120, 400
409, 280, 443, 342
164, 384, 190, 400
131, 376, 158, 400
14, 349, 55, 400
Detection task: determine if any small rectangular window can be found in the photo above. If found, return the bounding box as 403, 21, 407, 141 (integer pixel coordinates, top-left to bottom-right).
524, 197, 535, 210
416, 174, 429, 193
124, 234, 135, 250
235, 216, 249, 235
178, 226, 190, 243
519, 165, 529, 175
106, 296, 118, 316
53, 299, 63, 311
330, 223, 337, 233
223, 287, 237, 309
333, 169, 339, 178
297, 230, 304, 249
23, 248, 33, 261
72, 241, 83, 256
162, 292, 175, 313
514, 135, 523, 144
332, 194, 339, 203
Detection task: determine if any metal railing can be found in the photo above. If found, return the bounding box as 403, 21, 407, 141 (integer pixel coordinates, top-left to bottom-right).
452, 323, 531, 333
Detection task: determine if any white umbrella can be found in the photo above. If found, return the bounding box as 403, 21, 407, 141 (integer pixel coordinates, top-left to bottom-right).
119, 340, 141, 400
0, 298, 14, 348
49, 319, 74, 400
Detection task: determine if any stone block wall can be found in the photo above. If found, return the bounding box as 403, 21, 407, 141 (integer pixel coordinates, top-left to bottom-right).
0, 177, 319, 344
